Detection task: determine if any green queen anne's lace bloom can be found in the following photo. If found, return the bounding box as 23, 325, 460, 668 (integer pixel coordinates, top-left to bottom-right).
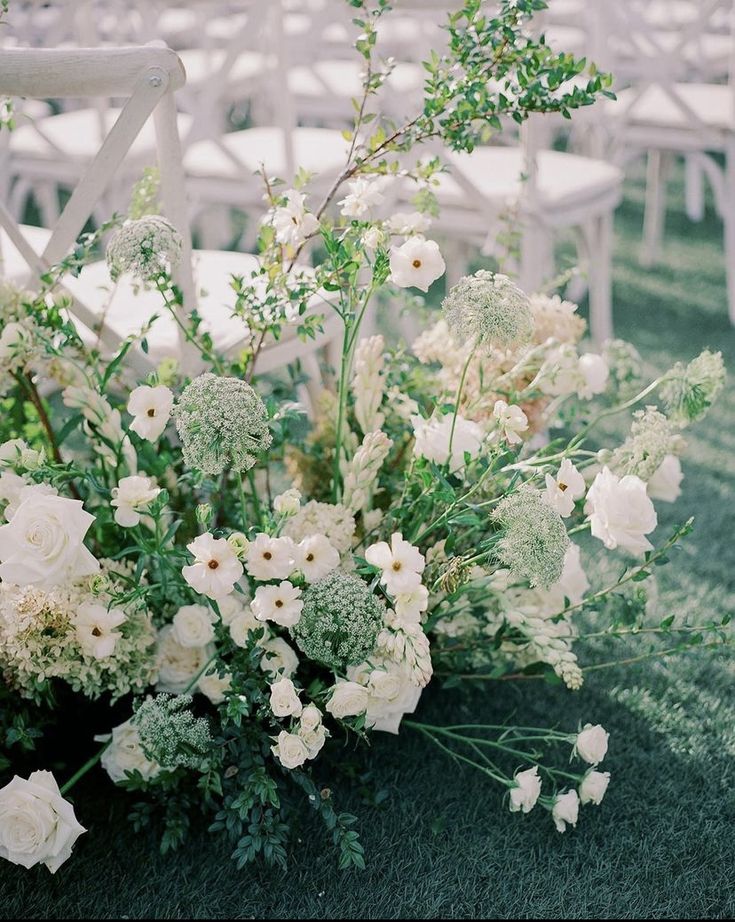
106, 215, 182, 282
134, 694, 212, 771
174, 373, 272, 475
661, 349, 726, 427
442, 270, 533, 350
291, 571, 385, 670
493, 489, 569, 589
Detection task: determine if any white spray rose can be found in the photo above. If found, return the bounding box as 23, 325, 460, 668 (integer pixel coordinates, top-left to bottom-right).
411, 412, 484, 474
574, 724, 609, 765
326, 681, 369, 719
269, 677, 303, 718
0, 771, 85, 872
579, 770, 611, 806
552, 789, 580, 832
155, 624, 213, 694
509, 766, 542, 814
585, 467, 657, 555
172, 604, 216, 648
647, 454, 683, 503
110, 475, 161, 527
99, 720, 160, 784
271, 730, 309, 769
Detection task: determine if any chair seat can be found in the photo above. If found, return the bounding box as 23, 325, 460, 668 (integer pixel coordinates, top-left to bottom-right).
9, 107, 193, 165
288, 59, 422, 101
437, 147, 623, 222
0, 224, 53, 281
177, 48, 271, 91
610, 83, 735, 137
183, 126, 350, 183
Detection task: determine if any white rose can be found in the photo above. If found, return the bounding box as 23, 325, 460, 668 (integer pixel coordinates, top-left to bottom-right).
299, 723, 328, 759
0, 771, 85, 872
575, 723, 609, 765
552, 789, 579, 833
269, 677, 303, 718
0, 493, 99, 588
585, 467, 657, 555
579, 770, 610, 806
99, 720, 160, 784
271, 730, 309, 770
509, 766, 542, 814
259, 637, 299, 678
229, 607, 264, 648
172, 604, 216, 648
411, 412, 484, 474
0, 438, 27, 466
198, 668, 232, 705
368, 669, 403, 701
110, 474, 161, 527
273, 488, 301, 516
647, 454, 683, 503
577, 353, 609, 399
555, 543, 589, 605
155, 624, 213, 694
326, 681, 369, 719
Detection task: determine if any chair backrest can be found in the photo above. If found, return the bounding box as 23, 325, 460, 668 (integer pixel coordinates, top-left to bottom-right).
0, 45, 196, 358
587, 0, 735, 139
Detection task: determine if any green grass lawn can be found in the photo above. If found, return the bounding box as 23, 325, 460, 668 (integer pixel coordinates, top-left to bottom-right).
2, 166, 735, 920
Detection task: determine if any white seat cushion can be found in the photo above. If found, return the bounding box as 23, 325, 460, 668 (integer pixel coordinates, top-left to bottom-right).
437, 147, 623, 216
0, 224, 53, 281
184, 126, 350, 182
610, 83, 735, 134
177, 48, 271, 90
288, 59, 422, 100
9, 107, 193, 164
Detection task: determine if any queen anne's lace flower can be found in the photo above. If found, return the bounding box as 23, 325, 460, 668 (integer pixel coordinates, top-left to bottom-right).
609, 407, 684, 481
442, 270, 533, 350
106, 216, 182, 282
493, 490, 569, 589
174, 374, 272, 475
661, 349, 725, 426
292, 571, 384, 669
134, 694, 212, 770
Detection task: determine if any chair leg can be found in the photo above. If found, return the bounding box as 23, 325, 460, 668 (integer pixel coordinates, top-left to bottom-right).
723, 142, 735, 326
641, 149, 668, 267
587, 212, 614, 345
685, 154, 705, 223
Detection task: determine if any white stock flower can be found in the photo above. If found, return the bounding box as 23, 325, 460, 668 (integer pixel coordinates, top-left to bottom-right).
0, 771, 85, 872
585, 467, 657, 555
389, 237, 446, 292
544, 459, 586, 518
552, 789, 579, 832
182, 533, 244, 600
245, 533, 297, 581
387, 211, 431, 236
272, 190, 319, 247
99, 720, 160, 784
577, 353, 609, 399
575, 724, 609, 765
341, 429, 393, 511
74, 602, 126, 659
339, 176, 385, 219
411, 412, 484, 474
198, 668, 232, 704
260, 637, 299, 678
0, 493, 98, 588
647, 454, 683, 503
273, 488, 302, 517
271, 730, 309, 769
252, 581, 303, 628
172, 604, 216, 648
111, 474, 161, 527
509, 766, 542, 814
155, 624, 213, 694
127, 385, 174, 442
326, 680, 369, 719
269, 676, 303, 718
297, 534, 340, 582
493, 400, 529, 446
579, 770, 610, 806
365, 532, 425, 596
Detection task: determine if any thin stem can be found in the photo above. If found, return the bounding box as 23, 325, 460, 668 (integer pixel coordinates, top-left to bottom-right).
448, 346, 476, 459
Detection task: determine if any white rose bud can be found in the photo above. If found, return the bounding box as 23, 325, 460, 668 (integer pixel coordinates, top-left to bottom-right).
273, 488, 301, 516
575, 724, 609, 765
552, 789, 580, 833
171, 604, 216, 648
579, 770, 610, 806
326, 681, 369, 719
299, 704, 322, 734
508, 766, 542, 814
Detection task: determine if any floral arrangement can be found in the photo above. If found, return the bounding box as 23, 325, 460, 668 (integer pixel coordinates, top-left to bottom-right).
0, 0, 730, 875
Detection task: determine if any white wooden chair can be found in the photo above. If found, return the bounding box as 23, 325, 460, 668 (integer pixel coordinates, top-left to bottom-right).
0, 45, 341, 402
589, 0, 735, 322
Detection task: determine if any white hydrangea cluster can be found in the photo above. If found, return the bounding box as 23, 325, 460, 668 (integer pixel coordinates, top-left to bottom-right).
0, 281, 41, 398
351, 334, 386, 434
106, 216, 182, 282
283, 500, 356, 554
442, 270, 533, 350
341, 430, 392, 512
0, 562, 156, 700
528, 293, 586, 345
